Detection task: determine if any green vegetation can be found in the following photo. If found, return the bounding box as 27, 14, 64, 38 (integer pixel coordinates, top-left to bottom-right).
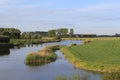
21, 31, 47, 39
55, 72, 120, 80
10, 38, 61, 46
61, 39, 120, 72
0, 35, 10, 43
55, 75, 81, 80
25, 45, 60, 66
70, 43, 77, 47
62, 37, 120, 40
0, 28, 21, 39
48, 28, 68, 37
55, 73, 89, 80
103, 72, 120, 80
48, 30, 56, 37
69, 28, 74, 38
48, 28, 74, 38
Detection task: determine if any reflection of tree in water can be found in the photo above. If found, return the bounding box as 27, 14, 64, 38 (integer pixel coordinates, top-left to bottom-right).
0, 49, 10, 56
103, 72, 120, 80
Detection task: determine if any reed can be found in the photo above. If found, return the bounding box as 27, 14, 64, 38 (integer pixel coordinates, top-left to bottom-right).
25, 45, 60, 66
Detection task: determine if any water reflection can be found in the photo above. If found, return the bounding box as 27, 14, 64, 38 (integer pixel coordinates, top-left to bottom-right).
25, 61, 55, 66
0, 49, 10, 56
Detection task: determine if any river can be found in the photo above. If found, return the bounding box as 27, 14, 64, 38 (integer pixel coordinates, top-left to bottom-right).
0, 40, 102, 80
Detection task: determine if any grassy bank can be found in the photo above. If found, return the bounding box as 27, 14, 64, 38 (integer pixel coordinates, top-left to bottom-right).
55, 74, 82, 80
10, 38, 61, 46
102, 72, 120, 80
25, 45, 60, 66
61, 40, 120, 72
62, 37, 120, 41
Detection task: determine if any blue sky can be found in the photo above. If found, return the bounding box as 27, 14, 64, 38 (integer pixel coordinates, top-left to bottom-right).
0, 0, 120, 34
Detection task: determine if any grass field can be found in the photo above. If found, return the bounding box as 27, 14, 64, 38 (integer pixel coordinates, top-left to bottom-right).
61, 39, 120, 72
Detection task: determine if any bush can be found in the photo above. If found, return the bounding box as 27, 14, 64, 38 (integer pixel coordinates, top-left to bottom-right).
70, 43, 77, 46
0, 35, 10, 43
83, 40, 91, 43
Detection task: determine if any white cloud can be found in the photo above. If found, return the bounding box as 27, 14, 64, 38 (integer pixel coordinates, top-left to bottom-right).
0, 0, 120, 34
0, 0, 12, 6
80, 3, 114, 12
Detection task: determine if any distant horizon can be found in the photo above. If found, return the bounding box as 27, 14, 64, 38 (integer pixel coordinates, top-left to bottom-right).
0, 0, 120, 35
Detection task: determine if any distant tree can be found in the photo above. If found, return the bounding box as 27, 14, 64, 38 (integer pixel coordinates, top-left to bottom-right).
21, 33, 25, 39
24, 33, 31, 39
56, 28, 68, 38
0, 28, 21, 39
21, 31, 44, 39
37, 35, 42, 39
48, 30, 56, 37
70, 28, 74, 38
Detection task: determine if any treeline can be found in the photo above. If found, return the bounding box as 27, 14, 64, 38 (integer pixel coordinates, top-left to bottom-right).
0, 35, 10, 43
0, 28, 74, 39
21, 31, 47, 39
0, 28, 21, 39
22, 28, 74, 39
2, 27, 120, 39
73, 34, 97, 38
48, 28, 74, 38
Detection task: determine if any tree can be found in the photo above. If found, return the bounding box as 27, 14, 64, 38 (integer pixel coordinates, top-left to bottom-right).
57, 28, 68, 38
70, 28, 74, 38
0, 28, 21, 39
48, 30, 56, 37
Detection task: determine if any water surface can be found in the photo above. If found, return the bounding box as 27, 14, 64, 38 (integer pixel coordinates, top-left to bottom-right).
0, 40, 102, 80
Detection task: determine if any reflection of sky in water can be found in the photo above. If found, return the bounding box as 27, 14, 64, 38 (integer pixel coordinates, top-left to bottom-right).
0, 40, 102, 80
44, 40, 81, 46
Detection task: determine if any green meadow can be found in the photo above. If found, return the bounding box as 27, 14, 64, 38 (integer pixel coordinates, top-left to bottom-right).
61, 39, 120, 72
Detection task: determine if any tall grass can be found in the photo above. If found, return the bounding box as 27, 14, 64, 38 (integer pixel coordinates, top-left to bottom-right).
55, 73, 88, 80
25, 45, 59, 66
25, 52, 57, 66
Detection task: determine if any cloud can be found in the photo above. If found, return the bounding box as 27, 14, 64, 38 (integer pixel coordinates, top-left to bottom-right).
0, 0, 120, 33
0, 0, 14, 6
80, 3, 114, 12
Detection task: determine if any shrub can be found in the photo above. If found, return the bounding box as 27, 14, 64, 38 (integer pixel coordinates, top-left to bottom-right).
70, 43, 77, 47
0, 35, 10, 43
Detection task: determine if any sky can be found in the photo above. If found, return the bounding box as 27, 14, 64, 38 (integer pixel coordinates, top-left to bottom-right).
0, 0, 120, 34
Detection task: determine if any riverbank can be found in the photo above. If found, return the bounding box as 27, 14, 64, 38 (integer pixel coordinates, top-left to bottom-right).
62, 37, 120, 41
61, 39, 120, 73
10, 38, 61, 46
